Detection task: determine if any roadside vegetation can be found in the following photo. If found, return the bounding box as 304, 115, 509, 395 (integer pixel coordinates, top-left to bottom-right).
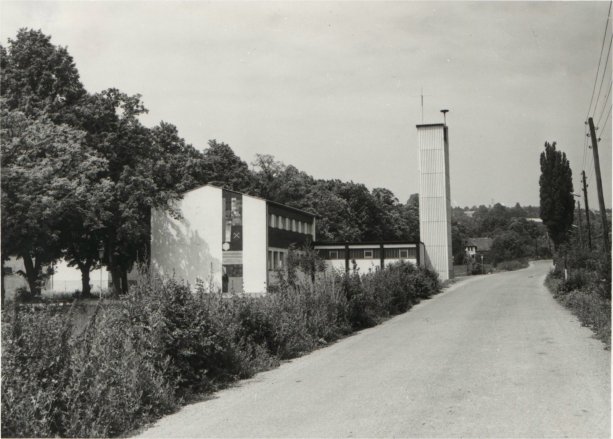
1, 261, 440, 438
538, 141, 611, 348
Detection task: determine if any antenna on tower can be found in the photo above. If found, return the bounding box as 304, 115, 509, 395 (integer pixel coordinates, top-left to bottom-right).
421, 87, 424, 123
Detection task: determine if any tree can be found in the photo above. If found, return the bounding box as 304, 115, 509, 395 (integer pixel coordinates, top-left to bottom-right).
489, 231, 526, 264
199, 140, 253, 192
75, 90, 191, 295
539, 141, 574, 250
1, 108, 108, 296
0, 29, 86, 122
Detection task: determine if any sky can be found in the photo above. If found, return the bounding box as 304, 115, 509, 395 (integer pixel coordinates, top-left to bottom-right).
1, 1, 611, 209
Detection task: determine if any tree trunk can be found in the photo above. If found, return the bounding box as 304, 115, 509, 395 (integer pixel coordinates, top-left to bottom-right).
110, 267, 121, 297
21, 254, 41, 296
1, 264, 5, 307
79, 261, 92, 298
121, 269, 129, 295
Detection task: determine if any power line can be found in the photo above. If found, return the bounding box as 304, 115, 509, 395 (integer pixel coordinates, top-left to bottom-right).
595, 81, 612, 126
592, 31, 613, 117
586, 0, 612, 118
599, 104, 612, 133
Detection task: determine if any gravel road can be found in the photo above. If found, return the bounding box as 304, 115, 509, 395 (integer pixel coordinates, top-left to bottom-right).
135, 260, 610, 438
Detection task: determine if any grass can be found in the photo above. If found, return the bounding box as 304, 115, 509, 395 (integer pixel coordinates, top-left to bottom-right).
544, 252, 611, 349
1, 261, 441, 438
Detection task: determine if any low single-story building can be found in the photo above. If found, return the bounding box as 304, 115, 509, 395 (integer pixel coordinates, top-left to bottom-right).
314, 241, 424, 274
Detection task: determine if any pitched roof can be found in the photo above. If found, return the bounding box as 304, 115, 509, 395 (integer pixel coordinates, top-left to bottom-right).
465, 237, 493, 251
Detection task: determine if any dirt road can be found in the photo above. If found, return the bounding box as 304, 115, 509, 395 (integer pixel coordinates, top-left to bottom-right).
136, 261, 610, 438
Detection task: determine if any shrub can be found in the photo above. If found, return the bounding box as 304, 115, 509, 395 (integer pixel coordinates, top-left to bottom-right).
545, 245, 611, 348
1, 262, 441, 437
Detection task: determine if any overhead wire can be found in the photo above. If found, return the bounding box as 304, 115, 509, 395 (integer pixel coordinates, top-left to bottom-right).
582, 0, 612, 196
592, 31, 613, 117
586, 0, 612, 119
595, 81, 612, 127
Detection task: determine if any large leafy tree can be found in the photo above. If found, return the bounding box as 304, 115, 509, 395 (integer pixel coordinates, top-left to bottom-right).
539, 141, 574, 250
0, 28, 86, 122
198, 140, 253, 192
73, 90, 192, 295
2, 29, 195, 297
1, 108, 109, 296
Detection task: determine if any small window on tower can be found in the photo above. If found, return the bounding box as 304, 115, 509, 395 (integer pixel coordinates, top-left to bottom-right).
364, 250, 374, 259
399, 249, 409, 259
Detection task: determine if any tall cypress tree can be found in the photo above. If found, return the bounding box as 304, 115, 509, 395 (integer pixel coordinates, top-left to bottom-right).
539, 141, 575, 250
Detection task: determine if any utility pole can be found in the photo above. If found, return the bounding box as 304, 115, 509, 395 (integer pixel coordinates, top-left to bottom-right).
581, 170, 593, 250
588, 117, 610, 254
576, 200, 584, 248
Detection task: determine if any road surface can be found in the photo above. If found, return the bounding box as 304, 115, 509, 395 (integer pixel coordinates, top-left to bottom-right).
136, 261, 610, 438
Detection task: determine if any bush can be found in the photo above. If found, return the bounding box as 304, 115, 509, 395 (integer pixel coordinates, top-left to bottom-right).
545, 245, 611, 348
1, 262, 441, 437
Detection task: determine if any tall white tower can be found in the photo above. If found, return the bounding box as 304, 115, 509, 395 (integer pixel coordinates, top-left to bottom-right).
416, 122, 453, 281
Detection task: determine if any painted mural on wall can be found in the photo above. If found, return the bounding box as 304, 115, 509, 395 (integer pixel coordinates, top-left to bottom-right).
222, 190, 243, 292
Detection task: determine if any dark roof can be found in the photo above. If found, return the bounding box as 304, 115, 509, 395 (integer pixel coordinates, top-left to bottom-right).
416, 123, 445, 128
465, 237, 493, 251
314, 241, 422, 247
266, 199, 319, 219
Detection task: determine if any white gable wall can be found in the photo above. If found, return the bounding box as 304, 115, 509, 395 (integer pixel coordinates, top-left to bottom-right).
151, 185, 223, 291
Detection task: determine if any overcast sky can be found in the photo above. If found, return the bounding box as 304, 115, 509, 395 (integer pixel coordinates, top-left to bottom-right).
2, 1, 611, 208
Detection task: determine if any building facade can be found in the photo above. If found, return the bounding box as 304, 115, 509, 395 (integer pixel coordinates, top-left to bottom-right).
151, 185, 316, 294
417, 122, 453, 281
314, 241, 424, 273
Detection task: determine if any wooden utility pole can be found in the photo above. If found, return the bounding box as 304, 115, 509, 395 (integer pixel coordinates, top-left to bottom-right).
581, 170, 593, 249
576, 200, 584, 248
588, 117, 610, 253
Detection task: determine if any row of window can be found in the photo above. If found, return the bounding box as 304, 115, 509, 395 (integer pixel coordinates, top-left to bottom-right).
321, 248, 415, 260
269, 214, 312, 235
268, 250, 287, 270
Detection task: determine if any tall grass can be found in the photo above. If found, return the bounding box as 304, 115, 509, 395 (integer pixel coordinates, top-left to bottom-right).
1, 262, 440, 437
545, 248, 611, 348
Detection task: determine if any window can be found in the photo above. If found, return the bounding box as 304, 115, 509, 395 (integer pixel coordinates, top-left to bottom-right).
298, 221, 302, 234
270, 214, 276, 227
285, 218, 290, 230
279, 252, 285, 268
399, 249, 409, 259
329, 250, 338, 259
364, 250, 374, 259
278, 217, 284, 230
292, 219, 296, 232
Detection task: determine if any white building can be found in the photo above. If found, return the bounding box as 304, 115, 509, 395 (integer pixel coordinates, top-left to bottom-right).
151, 184, 317, 294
